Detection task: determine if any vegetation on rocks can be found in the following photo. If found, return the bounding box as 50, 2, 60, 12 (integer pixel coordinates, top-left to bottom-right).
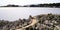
0, 13, 60, 30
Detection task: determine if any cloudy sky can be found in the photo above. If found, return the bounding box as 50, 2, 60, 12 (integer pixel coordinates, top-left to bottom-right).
0, 0, 60, 6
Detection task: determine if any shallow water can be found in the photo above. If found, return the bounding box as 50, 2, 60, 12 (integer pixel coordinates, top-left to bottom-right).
0, 7, 60, 21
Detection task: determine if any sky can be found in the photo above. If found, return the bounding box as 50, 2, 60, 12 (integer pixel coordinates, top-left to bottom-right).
0, 0, 60, 6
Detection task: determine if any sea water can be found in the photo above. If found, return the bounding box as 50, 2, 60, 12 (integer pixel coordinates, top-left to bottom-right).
0, 7, 60, 21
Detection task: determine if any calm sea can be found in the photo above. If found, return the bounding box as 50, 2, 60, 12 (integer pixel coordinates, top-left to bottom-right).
0, 7, 60, 21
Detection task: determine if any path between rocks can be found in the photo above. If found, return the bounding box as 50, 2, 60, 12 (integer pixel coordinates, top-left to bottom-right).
16, 17, 38, 30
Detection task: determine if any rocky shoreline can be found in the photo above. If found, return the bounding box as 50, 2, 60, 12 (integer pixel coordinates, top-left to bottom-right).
0, 13, 60, 30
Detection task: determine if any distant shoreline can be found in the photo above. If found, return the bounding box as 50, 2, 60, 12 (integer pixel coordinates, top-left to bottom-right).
0, 3, 60, 8
0, 7, 60, 8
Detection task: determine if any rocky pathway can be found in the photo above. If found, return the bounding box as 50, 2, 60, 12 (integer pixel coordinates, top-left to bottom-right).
16, 17, 38, 30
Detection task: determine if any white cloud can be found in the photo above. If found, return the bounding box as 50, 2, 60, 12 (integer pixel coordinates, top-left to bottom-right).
0, 0, 60, 6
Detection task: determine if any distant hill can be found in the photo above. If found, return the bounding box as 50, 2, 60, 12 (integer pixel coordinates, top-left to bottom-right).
0, 3, 60, 8
0, 4, 22, 7
23, 3, 60, 8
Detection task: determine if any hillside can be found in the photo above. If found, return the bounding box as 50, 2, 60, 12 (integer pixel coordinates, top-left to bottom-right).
0, 13, 60, 30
